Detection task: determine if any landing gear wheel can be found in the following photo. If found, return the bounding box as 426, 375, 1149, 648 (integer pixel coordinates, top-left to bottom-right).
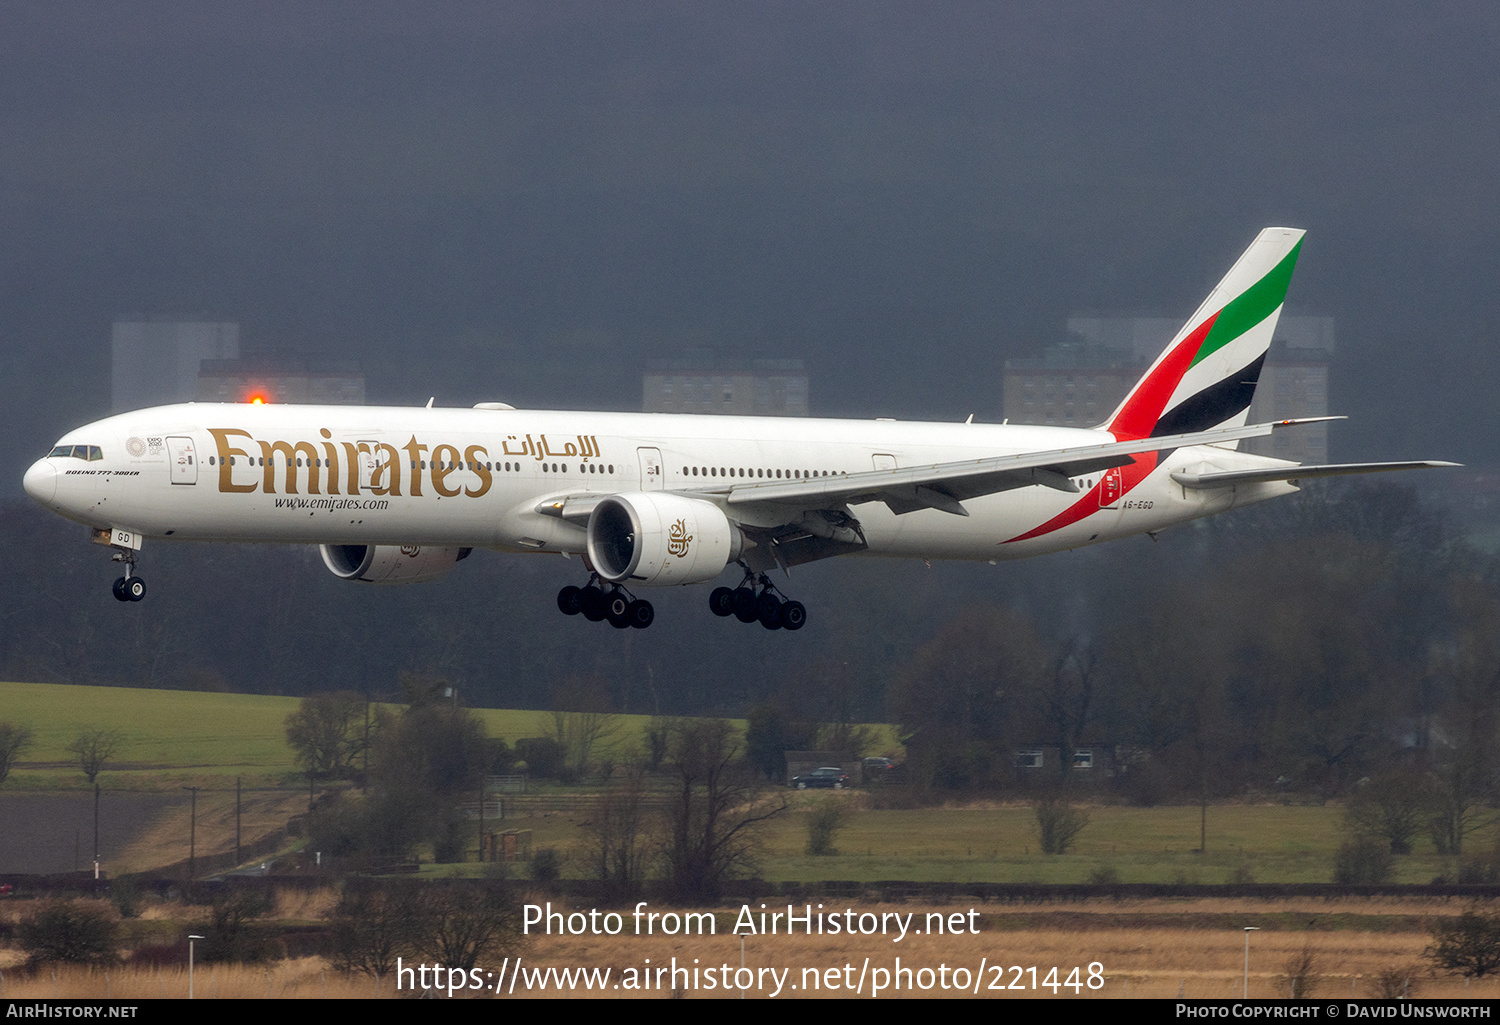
757, 592, 783, 630
125, 577, 146, 602
557, 585, 583, 616
580, 585, 607, 621
112, 577, 130, 602
709, 587, 735, 617
627, 600, 655, 629
779, 600, 806, 631
732, 587, 759, 623
605, 590, 631, 628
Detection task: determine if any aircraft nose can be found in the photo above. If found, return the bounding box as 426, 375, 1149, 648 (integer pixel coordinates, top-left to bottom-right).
23, 458, 57, 505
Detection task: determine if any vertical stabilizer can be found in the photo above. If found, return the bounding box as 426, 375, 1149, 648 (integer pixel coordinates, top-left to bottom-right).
1103, 227, 1304, 443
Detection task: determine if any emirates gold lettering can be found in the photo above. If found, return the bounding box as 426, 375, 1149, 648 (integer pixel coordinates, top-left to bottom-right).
342, 442, 363, 494
318, 429, 341, 495
401, 437, 428, 497
208, 428, 258, 494
464, 444, 493, 498
431, 443, 461, 498
208, 429, 509, 500
258, 439, 321, 494
369, 442, 402, 496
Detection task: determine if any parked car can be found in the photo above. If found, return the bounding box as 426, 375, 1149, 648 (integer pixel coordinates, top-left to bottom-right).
862, 756, 895, 771
790, 766, 849, 789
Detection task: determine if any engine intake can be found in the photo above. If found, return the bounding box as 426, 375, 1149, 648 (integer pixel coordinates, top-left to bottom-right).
587, 493, 743, 586
319, 544, 471, 584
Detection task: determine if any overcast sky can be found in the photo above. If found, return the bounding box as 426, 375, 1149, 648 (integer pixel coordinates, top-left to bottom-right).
3, 1, 1496, 493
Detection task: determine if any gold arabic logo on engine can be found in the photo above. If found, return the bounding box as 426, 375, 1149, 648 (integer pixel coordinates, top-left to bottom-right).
666, 518, 693, 559
400, 545, 421, 558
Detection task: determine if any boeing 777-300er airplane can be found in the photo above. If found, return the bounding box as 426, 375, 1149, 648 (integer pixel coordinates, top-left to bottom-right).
24, 228, 1454, 631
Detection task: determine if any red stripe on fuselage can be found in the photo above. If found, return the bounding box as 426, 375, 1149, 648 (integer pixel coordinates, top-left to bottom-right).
1004, 450, 1160, 544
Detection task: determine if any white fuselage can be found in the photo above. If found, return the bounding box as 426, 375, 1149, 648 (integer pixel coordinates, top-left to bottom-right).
24, 402, 1298, 575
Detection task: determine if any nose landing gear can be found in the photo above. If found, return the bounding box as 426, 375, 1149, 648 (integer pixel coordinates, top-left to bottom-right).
110, 551, 146, 603
557, 575, 653, 629
709, 571, 805, 631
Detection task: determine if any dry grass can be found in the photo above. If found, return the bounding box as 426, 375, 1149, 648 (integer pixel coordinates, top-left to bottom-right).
2, 894, 1498, 999
0, 958, 385, 1000
509, 909, 1500, 999
2, 934, 1478, 1000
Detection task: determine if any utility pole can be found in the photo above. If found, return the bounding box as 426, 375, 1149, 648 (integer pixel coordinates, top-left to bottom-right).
93, 783, 100, 879
183, 786, 199, 880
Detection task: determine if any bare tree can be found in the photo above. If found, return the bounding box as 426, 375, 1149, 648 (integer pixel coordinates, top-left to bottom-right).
328, 882, 424, 979
549, 676, 619, 777
285, 691, 371, 779
0, 722, 33, 786
425, 882, 523, 974
805, 799, 848, 856
1345, 767, 1428, 854
328, 880, 521, 979
583, 766, 650, 901
65, 728, 123, 785
1033, 798, 1089, 855
661, 719, 785, 901
1279, 944, 1322, 998
1427, 908, 1500, 979
1036, 639, 1099, 785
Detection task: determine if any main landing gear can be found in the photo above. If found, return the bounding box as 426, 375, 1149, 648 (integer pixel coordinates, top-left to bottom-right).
557, 575, 654, 630
709, 571, 806, 632
110, 551, 146, 603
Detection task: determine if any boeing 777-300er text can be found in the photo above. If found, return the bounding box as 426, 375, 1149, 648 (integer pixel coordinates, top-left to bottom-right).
24, 228, 1455, 631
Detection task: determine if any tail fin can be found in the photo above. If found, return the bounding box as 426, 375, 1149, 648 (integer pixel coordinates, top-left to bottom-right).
1102, 227, 1305, 442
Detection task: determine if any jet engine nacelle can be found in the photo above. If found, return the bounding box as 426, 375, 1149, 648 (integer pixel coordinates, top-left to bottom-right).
588, 492, 743, 586
319, 544, 471, 584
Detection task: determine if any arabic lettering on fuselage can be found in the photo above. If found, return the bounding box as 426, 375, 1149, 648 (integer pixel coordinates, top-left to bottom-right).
207, 429, 604, 499
501, 434, 600, 461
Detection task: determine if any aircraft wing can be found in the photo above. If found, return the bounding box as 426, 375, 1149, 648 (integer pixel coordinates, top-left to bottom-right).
714, 417, 1341, 518
1170, 460, 1460, 490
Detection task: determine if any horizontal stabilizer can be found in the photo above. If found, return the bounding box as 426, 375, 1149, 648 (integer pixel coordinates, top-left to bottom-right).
1171, 460, 1461, 490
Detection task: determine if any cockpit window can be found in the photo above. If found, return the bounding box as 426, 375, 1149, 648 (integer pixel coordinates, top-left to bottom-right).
48, 445, 103, 461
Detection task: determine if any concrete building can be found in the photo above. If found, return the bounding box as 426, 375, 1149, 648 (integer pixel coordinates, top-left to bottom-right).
197, 354, 366, 405
111, 316, 239, 412
1003, 316, 1334, 462
644, 355, 808, 416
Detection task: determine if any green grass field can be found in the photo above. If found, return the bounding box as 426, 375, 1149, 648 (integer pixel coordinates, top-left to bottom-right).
3, 681, 1492, 885
497, 800, 1496, 885
0, 680, 903, 788
0, 681, 660, 788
